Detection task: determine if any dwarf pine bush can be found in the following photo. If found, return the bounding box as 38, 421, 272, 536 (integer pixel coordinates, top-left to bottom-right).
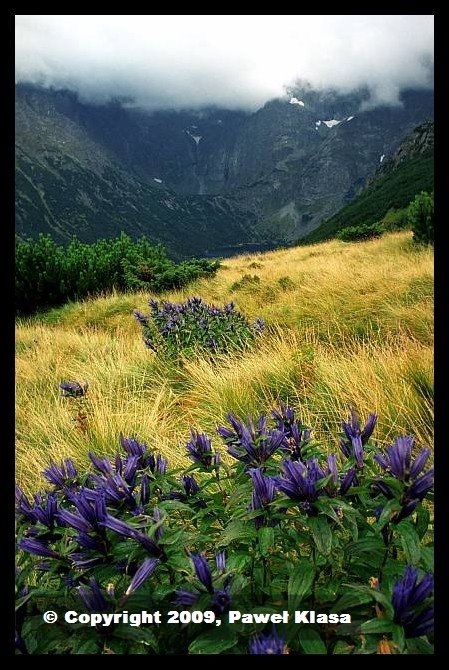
15, 234, 220, 315
336, 222, 384, 242
408, 192, 434, 245
134, 297, 265, 358
16, 404, 433, 655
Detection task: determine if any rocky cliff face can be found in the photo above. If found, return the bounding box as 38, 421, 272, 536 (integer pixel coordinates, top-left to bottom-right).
373, 120, 434, 178
15, 83, 434, 255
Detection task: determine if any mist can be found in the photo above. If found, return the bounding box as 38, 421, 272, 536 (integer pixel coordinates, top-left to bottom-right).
15, 15, 434, 111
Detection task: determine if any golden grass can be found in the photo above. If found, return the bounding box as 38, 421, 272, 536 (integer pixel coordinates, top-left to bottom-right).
16, 232, 434, 493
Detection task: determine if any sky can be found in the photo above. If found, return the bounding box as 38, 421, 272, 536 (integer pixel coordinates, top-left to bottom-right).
15, 15, 434, 111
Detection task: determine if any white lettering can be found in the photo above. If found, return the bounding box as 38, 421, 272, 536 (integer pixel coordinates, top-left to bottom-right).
295, 611, 310, 623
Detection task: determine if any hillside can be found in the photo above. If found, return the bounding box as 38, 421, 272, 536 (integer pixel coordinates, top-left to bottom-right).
15, 86, 262, 258
302, 122, 434, 244
16, 231, 433, 493
15, 84, 433, 254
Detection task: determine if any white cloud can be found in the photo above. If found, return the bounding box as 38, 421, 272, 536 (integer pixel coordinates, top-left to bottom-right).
15, 15, 434, 111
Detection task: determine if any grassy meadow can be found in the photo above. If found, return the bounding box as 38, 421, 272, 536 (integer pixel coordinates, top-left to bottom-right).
15, 231, 434, 494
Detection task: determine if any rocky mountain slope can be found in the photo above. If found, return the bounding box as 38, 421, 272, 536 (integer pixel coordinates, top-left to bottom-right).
15, 83, 433, 256
301, 121, 434, 243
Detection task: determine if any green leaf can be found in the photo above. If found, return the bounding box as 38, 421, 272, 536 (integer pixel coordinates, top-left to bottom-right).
114, 625, 158, 652
258, 527, 274, 556
188, 627, 238, 654
420, 545, 434, 572
333, 640, 355, 654
415, 506, 430, 539
74, 639, 101, 654
288, 561, 315, 610
15, 592, 33, 611
391, 623, 405, 652
376, 499, 402, 529
298, 628, 327, 654
342, 584, 394, 617
218, 521, 257, 547
395, 521, 421, 564
406, 637, 434, 654
308, 516, 332, 556
360, 617, 395, 634
333, 590, 373, 612
227, 552, 252, 572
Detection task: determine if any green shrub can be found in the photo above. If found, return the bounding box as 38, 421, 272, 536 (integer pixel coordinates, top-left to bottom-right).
408, 192, 434, 245
230, 274, 261, 292
381, 207, 409, 232
15, 234, 220, 315
336, 222, 384, 242
277, 276, 295, 291
135, 297, 265, 358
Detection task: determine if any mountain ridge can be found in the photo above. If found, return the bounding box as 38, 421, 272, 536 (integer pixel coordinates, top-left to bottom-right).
300, 120, 434, 244
15, 83, 433, 256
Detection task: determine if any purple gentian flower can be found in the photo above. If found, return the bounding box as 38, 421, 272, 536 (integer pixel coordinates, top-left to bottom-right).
211, 582, 232, 614
18, 537, 59, 559
77, 578, 108, 611
144, 452, 168, 475
182, 475, 200, 496
271, 403, 311, 462
374, 437, 433, 522
374, 437, 430, 483
126, 558, 159, 595
120, 435, 147, 458
273, 458, 330, 515
70, 553, 105, 569
140, 473, 151, 505
249, 468, 277, 529
339, 467, 358, 495
392, 566, 434, 638
190, 552, 214, 593
216, 551, 226, 572
88, 452, 114, 475
186, 430, 219, 468
59, 381, 88, 397
217, 413, 285, 467
175, 590, 200, 607
133, 310, 149, 325
43, 459, 78, 487
249, 627, 286, 654
340, 408, 377, 468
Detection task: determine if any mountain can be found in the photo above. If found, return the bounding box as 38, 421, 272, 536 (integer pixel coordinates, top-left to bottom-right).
300, 121, 434, 244
15, 83, 433, 257
15, 85, 262, 259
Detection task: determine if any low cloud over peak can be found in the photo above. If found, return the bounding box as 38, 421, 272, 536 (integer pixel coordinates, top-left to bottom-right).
15, 15, 434, 111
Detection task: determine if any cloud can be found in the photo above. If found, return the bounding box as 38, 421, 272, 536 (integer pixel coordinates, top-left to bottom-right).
15, 15, 434, 111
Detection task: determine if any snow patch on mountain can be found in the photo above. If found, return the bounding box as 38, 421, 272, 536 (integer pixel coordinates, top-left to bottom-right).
323, 119, 341, 128
186, 130, 202, 145
380, 154, 385, 163
153, 178, 162, 183
290, 97, 305, 106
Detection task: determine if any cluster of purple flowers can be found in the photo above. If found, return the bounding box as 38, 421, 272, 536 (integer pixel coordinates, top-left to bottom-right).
392, 566, 434, 638
175, 551, 232, 615
215, 406, 433, 527
374, 435, 434, 523
15, 402, 434, 653
217, 413, 286, 467
16, 435, 173, 580
134, 296, 265, 355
